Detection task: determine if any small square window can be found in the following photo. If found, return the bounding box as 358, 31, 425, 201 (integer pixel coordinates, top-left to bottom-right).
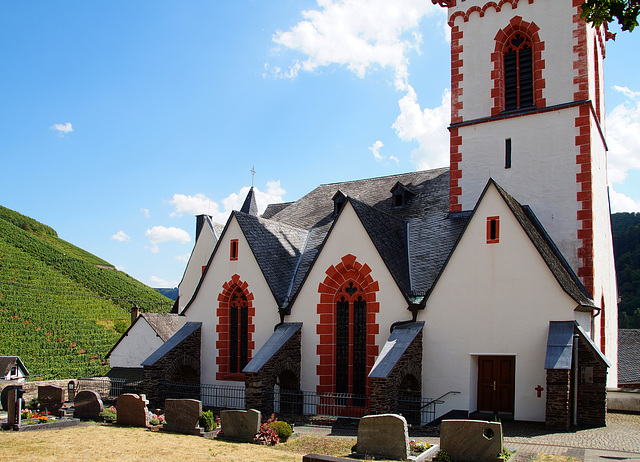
230, 239, 239, 261
487, 216, 500, 244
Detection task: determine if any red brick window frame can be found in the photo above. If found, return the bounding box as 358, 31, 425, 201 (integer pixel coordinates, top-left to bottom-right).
491, 16, 546, 116
216, 274, 255, 381
230, 239, 239, 261
316, 254, 380, 401
487, 216, 500, 244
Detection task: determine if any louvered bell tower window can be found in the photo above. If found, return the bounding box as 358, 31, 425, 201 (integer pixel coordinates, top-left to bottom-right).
504, 33, 534, 111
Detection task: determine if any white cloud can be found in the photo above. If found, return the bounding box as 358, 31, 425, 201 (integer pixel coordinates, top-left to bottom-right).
368, 140, 399, 164
609, 188, 640, 213
111, 230, 130, 242
169, 182, 287, 224
149, 275, 178, 288
272, 0, 440, 90
607, 86, 640, 185
140, 208, 150, 218
175, 253, 190, 263
50, 122, 73, 136
392, 86, 450, 170
145, 226, 190, 253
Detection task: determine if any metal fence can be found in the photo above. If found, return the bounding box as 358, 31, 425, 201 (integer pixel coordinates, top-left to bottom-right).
161, 381, 246, 410
77, 377, 142, 402
271, 388, 370, 419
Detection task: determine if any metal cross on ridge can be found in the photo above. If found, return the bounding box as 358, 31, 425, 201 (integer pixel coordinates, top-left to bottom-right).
251, 165, 256, 187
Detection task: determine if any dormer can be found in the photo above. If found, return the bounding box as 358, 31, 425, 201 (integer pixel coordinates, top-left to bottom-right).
390, 182, 415, 208
333, 190, 346, 216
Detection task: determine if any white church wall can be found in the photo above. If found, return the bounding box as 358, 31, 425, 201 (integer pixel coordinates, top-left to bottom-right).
178, 217, 218, 313
288, 202, 409, 394
423, 184, 583, 422
183, 217, 281, 386
458, 108, 581, 273
109, 319, 165, 369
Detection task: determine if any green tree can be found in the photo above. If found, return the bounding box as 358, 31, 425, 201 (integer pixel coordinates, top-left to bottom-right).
581, 0, 640, 31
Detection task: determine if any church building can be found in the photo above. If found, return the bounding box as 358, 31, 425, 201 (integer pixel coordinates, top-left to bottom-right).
136, 0, 618, 428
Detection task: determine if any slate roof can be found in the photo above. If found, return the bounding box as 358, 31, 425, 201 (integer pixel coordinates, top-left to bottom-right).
243, 323, 303, 373
619, 329, 640, 385
544, 321, 610, 370
0, 356, 29, 378
141, 322, 202, 367
492, 181, 595, 308
240, 187, 259, 216
141, 313, 186, 342
369, 322, 424, 378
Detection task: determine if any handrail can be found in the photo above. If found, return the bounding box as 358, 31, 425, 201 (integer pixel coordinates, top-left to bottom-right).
420, 390, 460, 410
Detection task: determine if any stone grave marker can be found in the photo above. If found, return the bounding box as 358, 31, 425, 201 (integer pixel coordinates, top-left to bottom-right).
1, 384, 24, 411
116, 393, 149, 427
3, 388, 23, 430
73, 390, 103, 420
356, 414, 409, 461
220, 409, 261, 442
163, 398, 203, 435
440, 420, 503, 462
38, 385, 65, 415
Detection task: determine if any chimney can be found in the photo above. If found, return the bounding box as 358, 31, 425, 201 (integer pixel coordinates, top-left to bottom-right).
131, 305, 140, 325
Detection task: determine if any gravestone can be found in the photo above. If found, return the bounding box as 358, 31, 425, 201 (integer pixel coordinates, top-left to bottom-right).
1, 384, 24, 411
73, 390, 103, 420
356, 414, 409, 461
39, 385, 65, 414
67, 381, 76, 402
163, 398, 203, 435
3, 388, 23, 430
440, 420, 503, 462
116, 393, 149, 427
220, 409, 261, 442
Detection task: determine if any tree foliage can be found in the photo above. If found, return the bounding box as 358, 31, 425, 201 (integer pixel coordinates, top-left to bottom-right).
612, 212, 640, 328
581, 0, 640, 31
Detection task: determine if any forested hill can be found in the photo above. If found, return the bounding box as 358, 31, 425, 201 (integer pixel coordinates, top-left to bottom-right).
0, 205, 173, 379
612, 212, 640, 328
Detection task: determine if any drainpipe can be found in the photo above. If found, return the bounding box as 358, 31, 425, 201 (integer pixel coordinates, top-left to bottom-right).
572, 333, 579, 427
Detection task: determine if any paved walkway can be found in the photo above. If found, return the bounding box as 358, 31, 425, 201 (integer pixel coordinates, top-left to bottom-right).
294, 412, 640, 461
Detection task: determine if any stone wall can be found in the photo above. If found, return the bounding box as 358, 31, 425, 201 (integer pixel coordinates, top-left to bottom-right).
143, 326, 201, 408
576, 336, 607, 426
545, 369, 571, 429
0, 379, 76, 405
244, 327, 301, 416
369, 325, 422, 420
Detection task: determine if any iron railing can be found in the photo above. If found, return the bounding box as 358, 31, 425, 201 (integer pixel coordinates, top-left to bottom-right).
77, 377, 142, 401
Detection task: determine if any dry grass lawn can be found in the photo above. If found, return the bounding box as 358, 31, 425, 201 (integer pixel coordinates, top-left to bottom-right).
0, 423, 354, 462
0, 423, 581, 462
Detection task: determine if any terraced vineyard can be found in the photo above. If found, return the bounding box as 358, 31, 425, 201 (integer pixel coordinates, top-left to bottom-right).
0, 206, 173, 379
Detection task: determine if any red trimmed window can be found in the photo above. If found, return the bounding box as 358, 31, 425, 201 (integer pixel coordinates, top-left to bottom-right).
230, 239, 238, 261
504, 32, 533, 110
335, 281, 367, 398
487, 216, 500, 244
229, 287, 249, 373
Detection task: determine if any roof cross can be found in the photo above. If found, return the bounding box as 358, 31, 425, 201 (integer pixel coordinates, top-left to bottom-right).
251, 165, 256, 187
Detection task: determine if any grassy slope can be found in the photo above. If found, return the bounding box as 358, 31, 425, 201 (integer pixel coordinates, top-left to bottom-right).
0, 206, 173, 379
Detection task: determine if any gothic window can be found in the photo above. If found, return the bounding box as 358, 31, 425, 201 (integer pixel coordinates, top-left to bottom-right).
335, 281, 367, 397
229, 287, 248, 373
504, 33, 534, 111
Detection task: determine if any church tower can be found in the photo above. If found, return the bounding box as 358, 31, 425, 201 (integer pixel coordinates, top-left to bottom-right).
435, 0, 618, 385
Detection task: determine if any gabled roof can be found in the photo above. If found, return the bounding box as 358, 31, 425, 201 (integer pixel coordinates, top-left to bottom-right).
240, 187, 259, 216
106, 313, 185, 358
184, 168, 469, 314
369, 322, 424, 378
619, 329, 640, 385
0, 356, 29, 377
424, 179, 595, 308
141, 322, 202, 367
545, 320, 610, 369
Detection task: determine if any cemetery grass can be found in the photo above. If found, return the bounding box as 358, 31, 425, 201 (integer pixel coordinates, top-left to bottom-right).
0, 423, 583, 462
0, 423, 356, 462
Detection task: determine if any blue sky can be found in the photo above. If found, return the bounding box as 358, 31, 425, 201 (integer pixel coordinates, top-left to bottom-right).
1, 1, 639, 289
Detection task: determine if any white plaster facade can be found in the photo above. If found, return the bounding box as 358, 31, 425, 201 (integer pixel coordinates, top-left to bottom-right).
109, 318, 169, 369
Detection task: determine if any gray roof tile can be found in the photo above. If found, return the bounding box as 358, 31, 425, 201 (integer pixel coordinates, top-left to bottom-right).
619, 329, 640, 384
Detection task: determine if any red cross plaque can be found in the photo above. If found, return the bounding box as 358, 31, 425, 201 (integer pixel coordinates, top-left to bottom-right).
535, 385, 544, 397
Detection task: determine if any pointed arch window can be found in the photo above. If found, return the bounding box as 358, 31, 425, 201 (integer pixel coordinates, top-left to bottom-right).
504, 32, 534, 111
229, 287, 249, 373
335, 281, 367, 397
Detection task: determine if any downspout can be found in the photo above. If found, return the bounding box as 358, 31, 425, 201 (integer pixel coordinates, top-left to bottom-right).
572, 333, 579, 426
390, 296, 424, 333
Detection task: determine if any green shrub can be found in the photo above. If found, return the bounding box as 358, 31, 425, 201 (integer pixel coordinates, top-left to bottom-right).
433, 449, 451, 462
114, 320, 129, 334
199, 410, 216, 432
269, 420, 293, 441
99, 407, 117, 423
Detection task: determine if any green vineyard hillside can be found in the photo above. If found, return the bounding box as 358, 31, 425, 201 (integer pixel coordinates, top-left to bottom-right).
0, 206, 173, 379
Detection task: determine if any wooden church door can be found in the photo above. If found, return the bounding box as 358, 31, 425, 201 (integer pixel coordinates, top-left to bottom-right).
477, 356, 515, 414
